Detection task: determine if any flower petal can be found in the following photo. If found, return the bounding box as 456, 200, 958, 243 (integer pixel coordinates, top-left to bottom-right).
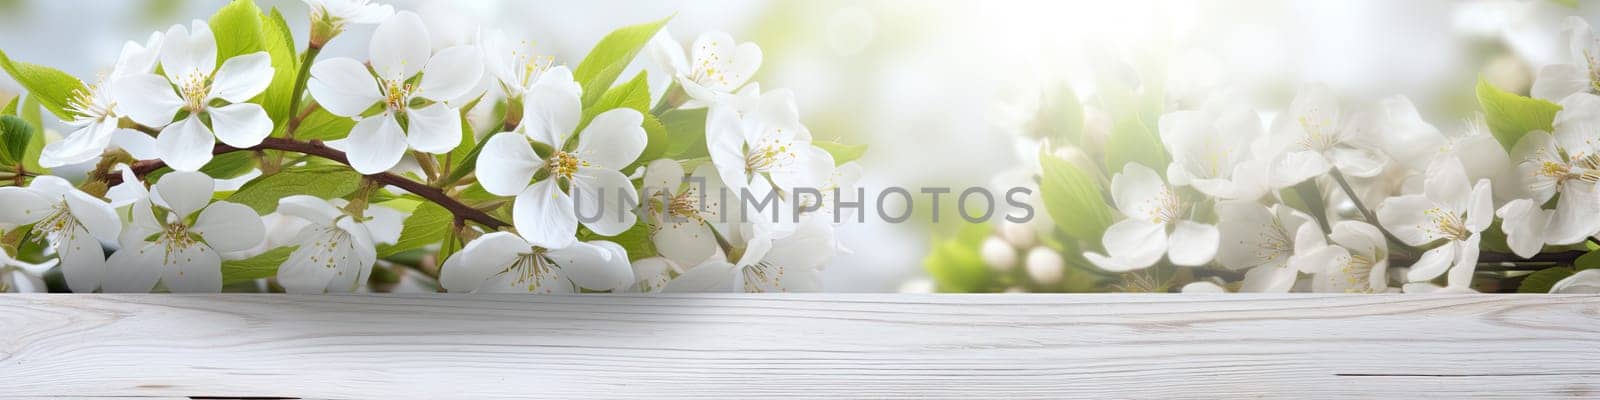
415, 45, 484, 101
64, 190, 121, 243
159, 243, 223, 293
1446, 234, 1480, 289
368, 11, 430, 80
156, 116, 216, 172
41, 121, 117, 168
308, 57, 383, 117
404, 103, 462, 153
1423, 156, 1471, 213
58, 225, 107, 293
1377, 194, 1437, 246
102, 241, 165, 293
475, 132, 542, 196
277, 195, 342, 225
112, 73, 184, 127
276, 228, 342, 294
1239, 263, 1297, 293
1531, 63, 1590, 102
0, 187, 53, 226
1328, 146, 1387, 177
344, 115, 408, 174
207, 102, 272, 148
521, 71, 582, 148
1167, 221, 1218, 266
574, 108, 646, 170
192, 201, 265, 253
1269, 150, 1331, 188
663, 261, 738, 292
629, 257, 676, 293
1109, 163, 1164, 217
208, 52, 273, 103
513, 179, 577, 249
571, 166, 639, 237
112, 128, 161, 160
550, 240, 634, 292
152, 170, 214, 218
1550, 269, 1600, 293
1405, 242, 1456, 282
1086, 219, 1167, 272
158, 21, 216, 83
438, 232, 529, 293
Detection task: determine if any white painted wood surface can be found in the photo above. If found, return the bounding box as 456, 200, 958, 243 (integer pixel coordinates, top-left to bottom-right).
1, 294, 1598, 399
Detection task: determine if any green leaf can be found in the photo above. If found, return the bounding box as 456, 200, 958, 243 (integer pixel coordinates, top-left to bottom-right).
1039, 150, 1114, 244
18, 95, 44, 172
209, 0, 266, 62
921, 223, 995, 293
1575, 249, 1600, 271
1477, 77, 1561, 150
1035, 83, 1084, 145
660, 108, 708, 159
145, 152, 258, 182
222, 246, 295, 285
580, 71, 653, 130
1103, 116, 1167, 176
814, 141, 867, 165
0, 115, 32, 165
572, 16, 671, 107
440, 112, 480, 182
227, 164, 363, 214
257, 7, 299, 126
0, 49, 86, 120
380, 202, 451, 257
1520, 266, 1576, 293
291, 107, 357, 141
0, 96, 16, 115
579, 224, 656, 261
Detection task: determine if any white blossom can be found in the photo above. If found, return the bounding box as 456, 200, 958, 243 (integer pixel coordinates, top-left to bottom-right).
1083, 163, 1219, 272
42, 31, 162, 168
0, 176, 121, 292
649, 30, 763, 108
113, 20, 275, 172
1378, 156, 1493, 291
307, 11, 483, 174
104, 171, 265, 293
439, 232, 633, 293
273, 195, 380, 293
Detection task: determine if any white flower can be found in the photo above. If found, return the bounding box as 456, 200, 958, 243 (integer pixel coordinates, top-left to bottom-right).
475, 66, 645, 249
1311, 221, 1391, 293
1214, 201, 1331, 292
41, 32, 162, 168
438, 232, 633, 293
113, 20, 275, 172
648, 30, 762, 108
0, 241, 57, 293
481, 30, 555, 100
1083, 163, 1219, 272
1259, 83, 1389, 187
104, 171, 265, 293
273, 195, 379, 293
663, 216, 833, 293
1158, 99, 1269, 200
1180, 281, 1229, 293
304, 0, 393, 27
706, 88, 832, 193
1550, 269, 1600, 293
1530, 17, 1600, 102
307, 11, 484, 174
0, 176, 121, 292
1497, 94, 1600, 255
641, 159, 726, 267
1377, 156, 1492, 291
629, 257, 677, 293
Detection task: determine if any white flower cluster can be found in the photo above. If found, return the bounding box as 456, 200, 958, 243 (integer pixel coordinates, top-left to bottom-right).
1022, 17, 1600, 294
0, 0, 860, 293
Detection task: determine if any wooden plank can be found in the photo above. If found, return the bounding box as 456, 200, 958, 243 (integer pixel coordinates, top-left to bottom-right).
0, 294, 1598, 399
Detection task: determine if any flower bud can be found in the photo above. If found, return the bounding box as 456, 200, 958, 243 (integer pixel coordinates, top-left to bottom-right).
997, 220, 1037, 248
980, 236, 1017, 271
1024, 247, 1063, 284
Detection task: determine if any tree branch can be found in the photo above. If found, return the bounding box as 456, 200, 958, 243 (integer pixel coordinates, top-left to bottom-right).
105, 137, 507, 229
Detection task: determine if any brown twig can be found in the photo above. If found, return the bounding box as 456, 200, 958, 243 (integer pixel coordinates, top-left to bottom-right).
105, 137, 507, 229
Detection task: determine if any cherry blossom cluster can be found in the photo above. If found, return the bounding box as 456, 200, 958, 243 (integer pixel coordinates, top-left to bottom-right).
0, 0, 862, 293
953, 16, 1600, 294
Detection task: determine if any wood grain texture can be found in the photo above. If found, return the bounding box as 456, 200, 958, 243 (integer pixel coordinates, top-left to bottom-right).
1, 294, 1598, 399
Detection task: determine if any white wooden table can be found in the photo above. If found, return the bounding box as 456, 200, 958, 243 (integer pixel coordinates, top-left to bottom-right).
1, 294, 1597, 399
